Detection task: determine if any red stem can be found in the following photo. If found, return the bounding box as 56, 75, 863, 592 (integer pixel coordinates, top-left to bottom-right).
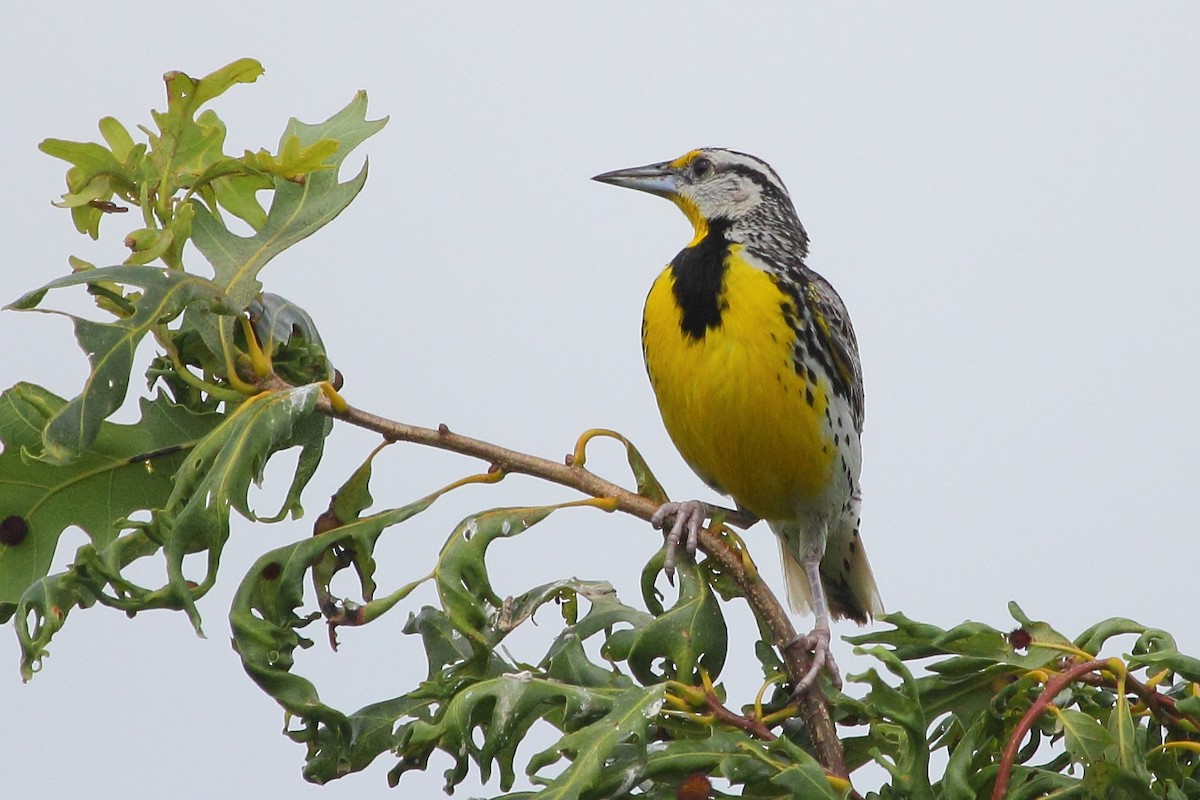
991, 659, 1107, 800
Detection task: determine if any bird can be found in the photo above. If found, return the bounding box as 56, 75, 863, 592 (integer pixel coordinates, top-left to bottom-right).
593, 148, 883, 690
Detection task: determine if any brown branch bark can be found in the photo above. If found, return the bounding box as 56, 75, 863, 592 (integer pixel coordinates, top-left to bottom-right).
312, 391, 847, 778
703, 688, 778, 742
1075, 668, 1200, 735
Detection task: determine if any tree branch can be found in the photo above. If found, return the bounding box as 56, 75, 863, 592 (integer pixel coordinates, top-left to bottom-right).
991, 659, 1108, 800
1075, 668, 1200, 736
312, 390, 848, 778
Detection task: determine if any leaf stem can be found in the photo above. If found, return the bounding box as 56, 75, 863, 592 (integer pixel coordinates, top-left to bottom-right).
1074, 667, 1200, 735
154, 326, 244, 402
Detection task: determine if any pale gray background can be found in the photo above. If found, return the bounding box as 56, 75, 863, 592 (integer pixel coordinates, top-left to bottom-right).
2, 4, 1197, 798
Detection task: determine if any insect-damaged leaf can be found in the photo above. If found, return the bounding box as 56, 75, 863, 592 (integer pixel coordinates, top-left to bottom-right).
6, 265, 231, 464
0, 383, 220, 622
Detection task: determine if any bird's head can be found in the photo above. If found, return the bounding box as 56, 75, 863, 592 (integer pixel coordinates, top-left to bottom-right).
593, 147, 803, 246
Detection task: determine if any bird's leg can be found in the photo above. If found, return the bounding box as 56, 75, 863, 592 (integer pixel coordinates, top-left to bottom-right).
650, 500, 708, 584
726, 504, 761, 529
786, 546, 842, 692
650, 502, 760, 583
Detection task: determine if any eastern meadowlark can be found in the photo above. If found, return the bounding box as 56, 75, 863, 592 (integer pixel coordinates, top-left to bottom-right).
594, 148, 883, 689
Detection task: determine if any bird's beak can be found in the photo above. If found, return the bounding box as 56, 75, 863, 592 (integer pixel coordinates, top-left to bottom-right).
592, 160, 678, 197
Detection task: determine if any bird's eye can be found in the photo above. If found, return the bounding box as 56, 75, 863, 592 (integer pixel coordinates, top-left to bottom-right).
690, 157, 712, 179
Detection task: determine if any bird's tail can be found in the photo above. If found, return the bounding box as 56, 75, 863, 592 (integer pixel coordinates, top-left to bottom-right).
775, 512, 883, 625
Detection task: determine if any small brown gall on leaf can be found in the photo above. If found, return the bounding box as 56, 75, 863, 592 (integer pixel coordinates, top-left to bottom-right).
0, 515, 30, 546
1008, 627, 1033, 651
314, 509, 342, 536
677, 773, 712, 800
261, 562, 283, 581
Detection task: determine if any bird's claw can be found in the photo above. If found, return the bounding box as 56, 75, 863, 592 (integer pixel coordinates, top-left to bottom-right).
651, 500, 707, 584
786, 626, 842, 694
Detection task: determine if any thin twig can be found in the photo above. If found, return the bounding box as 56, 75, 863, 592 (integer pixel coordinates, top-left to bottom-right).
992, 659, 1107, 800
703, 688, 777, 742
306, 387, 848, 778
1075, 669, 1200, 735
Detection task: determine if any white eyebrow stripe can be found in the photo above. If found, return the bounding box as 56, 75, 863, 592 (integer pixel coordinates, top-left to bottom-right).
712, 149, 789, 196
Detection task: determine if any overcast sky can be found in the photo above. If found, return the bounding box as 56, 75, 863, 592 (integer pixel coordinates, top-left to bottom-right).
2, 4, 1198, 798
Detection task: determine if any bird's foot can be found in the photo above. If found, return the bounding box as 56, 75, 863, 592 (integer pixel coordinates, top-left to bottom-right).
650, 500, 707, 584
786, 626, 842, 693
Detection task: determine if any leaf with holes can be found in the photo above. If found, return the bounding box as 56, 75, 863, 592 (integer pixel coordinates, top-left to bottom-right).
433, 506, 564, 656
14, 383, 323, 677
0, 382, 220, 624
393, 673, 666, 797
629, 550, 727, 685
230, 474, 496, 783
842, 645, 933, 793
6, 265, 231, 464
143, 383, 329, 632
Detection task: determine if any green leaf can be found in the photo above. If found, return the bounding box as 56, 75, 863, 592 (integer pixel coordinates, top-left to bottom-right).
540, 583, 650, 689
98, 116, 136, 161
243, 134, 339, 180
940, 716, 990, 800
207, 170, 272, 229
323, 439, 382, 530
188, 58, 265, 108
768, 760, 841, 799
143, 383, 327, 632
1075, 617, 1158, 655
1175, 695, 1200, 719
38, 59, 262, 247
1081, 760, 1159, 800
149, 60, 263, 188
847, 607, 1068, 671
1128, 650, 1200, 684
39, 139, 131, 224
845, 646, 934, 798
191, 91, 387, 311
602, 728, 769, 793
403, 606, 476, 682
524, 683, 667, 799
14, 383, 324, 678
1056, 707, 1114, 765
617, 433, 669, 505
1106, 676, 1148, 779
916, 662, 1017, 728
6, 265, 231, 464
433, 505, 570, 654
246, 291, 333, 385
0, 383, 220, 625
629, 552, 727, 685
232, 465, 569, 785
304, 694, 432, 785
40, 138, 124, 180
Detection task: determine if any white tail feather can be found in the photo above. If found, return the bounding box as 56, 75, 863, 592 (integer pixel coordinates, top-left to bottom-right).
778, 539, 816, 616
773, 516, 883, 623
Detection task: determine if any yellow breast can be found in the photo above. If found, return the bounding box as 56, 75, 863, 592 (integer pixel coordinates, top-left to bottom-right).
642, 247, 838, 521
